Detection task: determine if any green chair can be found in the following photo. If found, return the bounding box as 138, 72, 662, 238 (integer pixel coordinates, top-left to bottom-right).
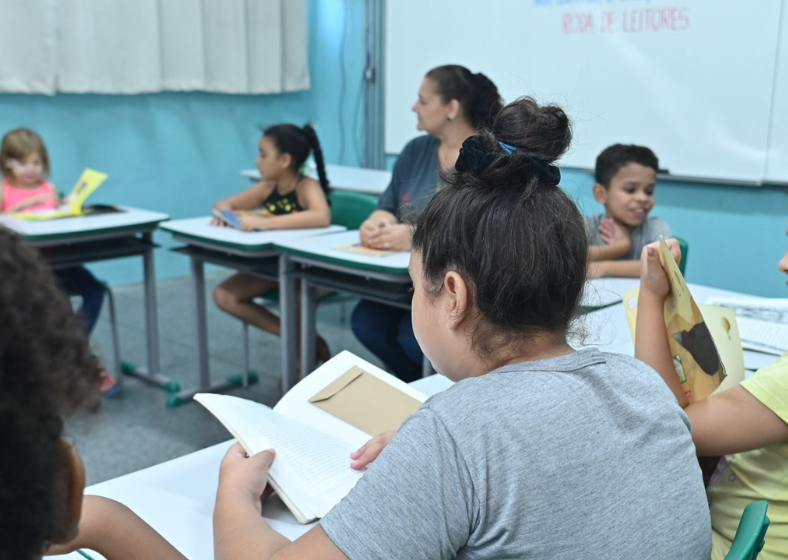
328, 190, 379, 230
725, 501, 770, 560
676, 236, 689, 277
240, 189, 380, 376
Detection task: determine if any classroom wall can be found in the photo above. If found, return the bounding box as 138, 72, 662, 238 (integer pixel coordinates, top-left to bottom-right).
0, 0, 365, 285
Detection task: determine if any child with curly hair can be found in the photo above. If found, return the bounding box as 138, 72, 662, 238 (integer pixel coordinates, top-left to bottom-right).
0, 227, 183, 560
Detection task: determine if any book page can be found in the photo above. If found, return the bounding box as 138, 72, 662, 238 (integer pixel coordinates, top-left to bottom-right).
195, 394, 362, 518
274, 351, 428, 448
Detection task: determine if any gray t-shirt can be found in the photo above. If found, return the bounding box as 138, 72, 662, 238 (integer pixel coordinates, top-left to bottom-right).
377, 134, 440, 220
321, 349, 711, 560
585, 213, 673, 260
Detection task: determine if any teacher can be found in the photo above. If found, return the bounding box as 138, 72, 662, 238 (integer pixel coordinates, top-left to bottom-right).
352, 65, 503, 381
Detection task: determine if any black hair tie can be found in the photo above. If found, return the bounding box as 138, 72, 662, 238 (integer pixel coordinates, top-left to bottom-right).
455, 135, 496, 175
455, 135, 562, 186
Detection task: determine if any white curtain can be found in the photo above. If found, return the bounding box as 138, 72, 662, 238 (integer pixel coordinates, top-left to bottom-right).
0, 0, 57, 93
0, 0, 309, 95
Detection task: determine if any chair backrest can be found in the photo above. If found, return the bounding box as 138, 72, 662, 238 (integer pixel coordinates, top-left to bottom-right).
329, 190, 379, 230
725, 501, 770, 560
675, 236, 689, 277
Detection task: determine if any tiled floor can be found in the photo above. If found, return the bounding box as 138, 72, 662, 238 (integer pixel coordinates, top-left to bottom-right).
71, 270, 382, 485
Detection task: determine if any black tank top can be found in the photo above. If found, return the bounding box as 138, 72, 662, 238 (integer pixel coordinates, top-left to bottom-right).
261, 177, 305, 215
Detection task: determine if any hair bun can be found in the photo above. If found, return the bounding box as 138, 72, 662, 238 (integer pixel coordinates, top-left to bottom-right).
491, 97, 571, 165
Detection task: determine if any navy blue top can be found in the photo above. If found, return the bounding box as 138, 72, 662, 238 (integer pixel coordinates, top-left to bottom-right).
377, 135, 441, 220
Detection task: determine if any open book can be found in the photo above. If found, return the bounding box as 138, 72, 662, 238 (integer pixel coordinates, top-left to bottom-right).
622, 237, 741, 402
704, 295, 788, 356
195, 351, 427, 524
212, 208, 272, 229
10, 168, 111, 221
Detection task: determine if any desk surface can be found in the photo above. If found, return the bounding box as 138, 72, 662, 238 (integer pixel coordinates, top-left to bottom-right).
54, 373, 454, 560
581, 277, 641, 309
574, 282, 777, 372
0, 207, 169, 244
161, 216, 346, 252
242, 164, 392, 196
276, 230, 411, 275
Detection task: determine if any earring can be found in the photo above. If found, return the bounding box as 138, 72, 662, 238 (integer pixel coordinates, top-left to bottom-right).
447, 116, 453, 122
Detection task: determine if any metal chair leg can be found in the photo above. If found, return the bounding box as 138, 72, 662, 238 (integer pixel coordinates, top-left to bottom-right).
103, 282, 123, 381
242, 322, 250, 388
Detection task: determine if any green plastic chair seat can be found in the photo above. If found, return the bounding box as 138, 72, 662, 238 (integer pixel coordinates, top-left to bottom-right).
725, 501, 770, 560
676, 236, 689, 277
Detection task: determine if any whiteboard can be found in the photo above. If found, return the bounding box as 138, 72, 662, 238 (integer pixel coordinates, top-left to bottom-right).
385, 0, 786, 184
767, 2, 788, 183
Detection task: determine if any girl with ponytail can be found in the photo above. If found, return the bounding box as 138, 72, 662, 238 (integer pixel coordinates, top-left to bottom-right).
212, 124, 332, 364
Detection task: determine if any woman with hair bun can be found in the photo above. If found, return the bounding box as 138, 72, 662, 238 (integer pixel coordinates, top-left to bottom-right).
353, 64, 503, 382
212, 96, 712, 560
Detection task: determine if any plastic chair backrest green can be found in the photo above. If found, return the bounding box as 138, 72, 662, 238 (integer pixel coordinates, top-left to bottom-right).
675, 236, 689, 277
725, 501, 770, 560
329, 190, 379, 230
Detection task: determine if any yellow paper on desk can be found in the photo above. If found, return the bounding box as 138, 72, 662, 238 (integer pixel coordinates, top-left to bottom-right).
332, 244, 400, 257
309, 366, 422, 436
10, 168, 108, 221
621, 237, 734, 402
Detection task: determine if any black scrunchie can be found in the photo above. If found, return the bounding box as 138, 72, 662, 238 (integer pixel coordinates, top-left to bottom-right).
455, 135, 562, 186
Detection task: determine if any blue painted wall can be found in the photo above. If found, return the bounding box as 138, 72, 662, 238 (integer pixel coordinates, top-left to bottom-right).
0, 0, 365, 285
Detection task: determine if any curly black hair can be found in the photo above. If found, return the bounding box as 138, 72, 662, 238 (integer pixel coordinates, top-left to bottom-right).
0, 227, 101, 560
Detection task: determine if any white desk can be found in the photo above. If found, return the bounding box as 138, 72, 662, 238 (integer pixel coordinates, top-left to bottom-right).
581, 277, 641, 309
275, 230, 416, 380
241, 164, 392, 197
573, 282, 777, 373
56, 374, 453, 560
160, 218, 346, 402
0, 207, 177, 392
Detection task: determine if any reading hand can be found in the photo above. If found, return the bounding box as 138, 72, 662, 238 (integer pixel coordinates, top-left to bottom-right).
350, 430, 397, 470
640, 239, 681, 299
218, 443, 276, 513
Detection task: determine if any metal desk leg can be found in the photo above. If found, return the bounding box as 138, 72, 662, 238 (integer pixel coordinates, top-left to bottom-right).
300, 280, 318, 376
167, 255, 250, 406
279, 254, 298, 392
122, 233, 180, 392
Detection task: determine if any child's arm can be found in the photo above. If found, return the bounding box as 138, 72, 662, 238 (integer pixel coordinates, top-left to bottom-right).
588, 259, 641, 278
46, 495, 186, 560
214, 444, 349, 560
588, 218, 632, 261
634, 241, 686, 404
239, 180, 330, 231
214, 182, 270, 211
635, 240, 788, 456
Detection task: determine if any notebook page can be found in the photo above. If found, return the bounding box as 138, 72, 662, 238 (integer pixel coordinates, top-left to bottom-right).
195, 394, 362, 516
737, 317, 788, 355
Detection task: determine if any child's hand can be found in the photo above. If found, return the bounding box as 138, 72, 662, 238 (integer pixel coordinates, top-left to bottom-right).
218, 443, 276, 513
640, 239, 681, 299
367, 223, 411, 251
350, 430, 397, 470
599, 218, 631, 251
239, 215, 269, 232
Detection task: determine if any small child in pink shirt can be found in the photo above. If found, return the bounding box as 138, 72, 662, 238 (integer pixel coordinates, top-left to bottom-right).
0, 128, 120, 396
